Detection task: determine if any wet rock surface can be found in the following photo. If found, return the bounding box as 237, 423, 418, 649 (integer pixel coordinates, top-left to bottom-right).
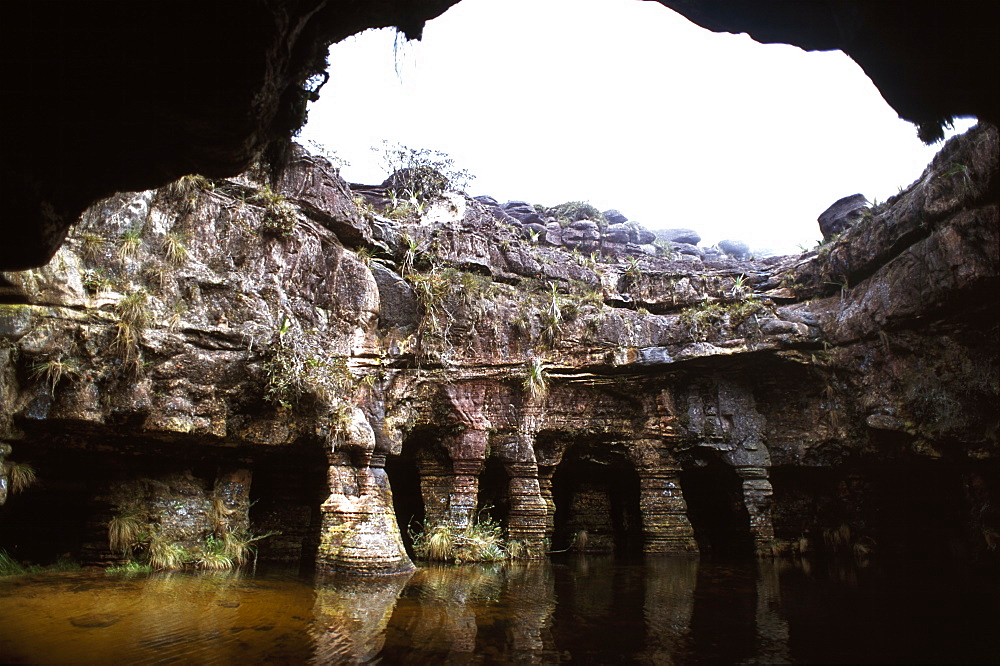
0, 125, 997, 572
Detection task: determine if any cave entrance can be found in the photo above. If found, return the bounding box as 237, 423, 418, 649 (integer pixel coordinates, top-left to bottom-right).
476, 456, 510, 532
247, 446, 329, 573
385, 426, 453, 557
680, 451, 753, 557
385, 450, 423, 556
551, 443, 643, 554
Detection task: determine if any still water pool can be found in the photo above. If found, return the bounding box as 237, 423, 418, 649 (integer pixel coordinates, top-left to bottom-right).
1, 555, 997, 663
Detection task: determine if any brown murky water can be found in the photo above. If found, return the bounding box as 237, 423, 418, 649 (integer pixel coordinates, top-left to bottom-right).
1, 556, 997, 664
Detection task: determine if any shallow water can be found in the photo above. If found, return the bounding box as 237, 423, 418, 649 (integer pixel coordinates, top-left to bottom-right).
1, 556, 997, 664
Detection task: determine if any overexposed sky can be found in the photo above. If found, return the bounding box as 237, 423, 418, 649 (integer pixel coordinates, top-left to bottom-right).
301, 0, 976, 254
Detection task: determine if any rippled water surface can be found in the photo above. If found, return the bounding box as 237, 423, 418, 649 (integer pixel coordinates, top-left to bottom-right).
1, 556, 997, 663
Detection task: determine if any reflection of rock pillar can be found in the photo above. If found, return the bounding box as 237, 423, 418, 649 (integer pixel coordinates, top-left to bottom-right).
311, 570, 413, 663
737, 466, 775, 552
447, 429, 487, 528
506, 462, 549, 555
642, 556, 698, 662
318, 407, 414, 575
755, 559, 790, 662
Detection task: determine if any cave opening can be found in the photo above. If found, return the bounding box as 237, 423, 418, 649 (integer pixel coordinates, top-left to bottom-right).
551, 443, 643, 554
680, 451, 754, 558
246, 446, 329, 573
385, 450, 423, 556
476, 455, 510, 532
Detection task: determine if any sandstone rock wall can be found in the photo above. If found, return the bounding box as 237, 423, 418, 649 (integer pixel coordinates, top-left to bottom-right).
1, 126, 996, 572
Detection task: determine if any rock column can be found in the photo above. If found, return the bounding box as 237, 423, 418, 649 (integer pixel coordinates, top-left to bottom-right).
632, 440, 699, 553
317, 407, 414, 575
737, 466, 776, 553
506, 462, 550, 555
444, 428, 487, 528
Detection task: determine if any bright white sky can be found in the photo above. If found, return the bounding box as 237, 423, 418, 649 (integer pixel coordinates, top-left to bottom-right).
301, 0, 977, 254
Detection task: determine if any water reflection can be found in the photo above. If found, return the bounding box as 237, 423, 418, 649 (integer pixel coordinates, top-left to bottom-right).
0, 556, 996, 663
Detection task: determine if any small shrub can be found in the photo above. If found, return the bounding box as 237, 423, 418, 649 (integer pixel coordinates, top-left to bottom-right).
148, 532, 187, 570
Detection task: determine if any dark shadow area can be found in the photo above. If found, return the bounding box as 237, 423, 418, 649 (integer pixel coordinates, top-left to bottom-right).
248, 447, 329, 573
476, 456, 510, 531
551, 443, 642, 554
680, 452, 753, 557
385, 451, 423, 556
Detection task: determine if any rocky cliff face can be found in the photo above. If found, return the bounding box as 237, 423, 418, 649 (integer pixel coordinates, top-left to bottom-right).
1, 125, 996, 573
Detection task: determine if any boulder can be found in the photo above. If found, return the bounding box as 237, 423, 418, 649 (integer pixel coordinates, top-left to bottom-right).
818, 193, 869, 240
657, 228, 701, 246
603, 209, 628, 225
372, 265, 420, 331
544, 220, 564, 246
474, 195, 499, 207
718, 239, 750, 260
563, 220, 601, 251
603, 223, 631, 244
673, 243, 704, 258
631, 227, 657, 245
523, 222, 547, 238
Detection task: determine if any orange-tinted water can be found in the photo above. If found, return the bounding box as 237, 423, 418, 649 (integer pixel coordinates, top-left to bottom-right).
1, 556, 997, 663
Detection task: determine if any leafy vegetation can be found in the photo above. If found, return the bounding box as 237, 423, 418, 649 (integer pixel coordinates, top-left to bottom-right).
261, 317, 356, 411
679, 298, 765, 341
544, 201, 605, 228
376, 141, 474, 201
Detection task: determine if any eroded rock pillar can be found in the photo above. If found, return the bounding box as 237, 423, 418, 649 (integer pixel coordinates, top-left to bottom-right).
631, 440, 698, 553
506, 462, 549, 555
447, 428, 488, 528
737, 466, 775, 553
639, 468, 699, 553
317, 407, 414, 575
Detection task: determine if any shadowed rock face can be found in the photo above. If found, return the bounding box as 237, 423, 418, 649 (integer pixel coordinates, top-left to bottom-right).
0, 0, 996, 269
0, 125, 996, 571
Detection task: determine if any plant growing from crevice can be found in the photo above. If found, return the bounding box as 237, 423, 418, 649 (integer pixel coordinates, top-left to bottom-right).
30, 353, 82, 396
523, 357, 548, 399
163, 232, 189, 265
251, 185, 299, 237
117, 229, 144, 262
112, 290, 150, 372
3, 461, 36, 494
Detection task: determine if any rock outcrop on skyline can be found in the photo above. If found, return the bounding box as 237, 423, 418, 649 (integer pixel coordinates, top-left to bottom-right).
0, 125, 996, 573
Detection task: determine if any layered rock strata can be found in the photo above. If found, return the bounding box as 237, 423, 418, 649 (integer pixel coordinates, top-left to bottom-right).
0, 125, 996, 573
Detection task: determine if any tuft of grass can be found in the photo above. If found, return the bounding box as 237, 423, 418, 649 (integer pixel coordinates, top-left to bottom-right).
117, 229, 144, 262
108, 510, 144, 554
411, 513, 510, 564
523, 357, 548, 399
148, 533, 187, 570
4, 461, 36, 494
113, 290, 150, 369
0, 550, 36, 576
163, 232, 189, 265
31, 355, 81, 396
106, 561, 153, 575
80, 233, 108, 262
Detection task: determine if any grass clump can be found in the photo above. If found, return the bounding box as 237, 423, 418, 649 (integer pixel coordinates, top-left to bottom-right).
31, 354, 82, 396
106, 561, 153, 576
523, 357, 548, 399
411, 514, 510, 564
117, 229, 144, 262
3, 461, 37, 494
162, 232, 189, 265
